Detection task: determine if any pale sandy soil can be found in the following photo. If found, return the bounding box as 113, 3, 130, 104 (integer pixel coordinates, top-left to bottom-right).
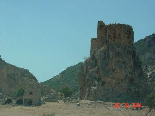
0, 101, 155, 116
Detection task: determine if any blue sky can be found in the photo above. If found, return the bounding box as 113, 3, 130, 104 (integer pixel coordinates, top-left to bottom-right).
0, 0, 155, 82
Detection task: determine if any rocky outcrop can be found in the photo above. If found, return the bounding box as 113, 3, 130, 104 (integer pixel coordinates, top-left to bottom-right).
79, 21, 150, 102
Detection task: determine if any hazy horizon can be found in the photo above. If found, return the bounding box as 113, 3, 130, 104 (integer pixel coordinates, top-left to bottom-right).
0, 0, 155, 82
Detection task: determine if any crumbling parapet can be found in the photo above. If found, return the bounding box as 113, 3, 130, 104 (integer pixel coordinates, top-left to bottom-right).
90, 38, 98, 55
97, 21, 106, 39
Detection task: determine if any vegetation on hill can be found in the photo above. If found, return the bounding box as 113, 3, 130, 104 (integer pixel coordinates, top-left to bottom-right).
145, 93, 155, 116
61, 86, 72, 98
134, 33, 155, 90
134, 33, 155, 66
42, 62, 83, 98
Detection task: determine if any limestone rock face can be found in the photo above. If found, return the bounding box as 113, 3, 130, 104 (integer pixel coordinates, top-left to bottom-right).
79, 21, 150, 102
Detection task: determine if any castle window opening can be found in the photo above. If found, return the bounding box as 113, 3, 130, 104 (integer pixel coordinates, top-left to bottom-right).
29, 92, 33, 95
106, 40, 107, 44
27, 99, 33, 106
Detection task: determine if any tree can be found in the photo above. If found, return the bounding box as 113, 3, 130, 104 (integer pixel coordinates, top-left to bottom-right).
15, 87, 25, 97
145, 93, 155, 116
61, 86, 72, 98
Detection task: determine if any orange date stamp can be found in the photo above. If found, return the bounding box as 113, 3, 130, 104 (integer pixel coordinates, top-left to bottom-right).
113, 103, 142, 108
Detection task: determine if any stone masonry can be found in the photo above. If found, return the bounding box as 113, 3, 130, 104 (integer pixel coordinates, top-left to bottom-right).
90, 21, 133, 55
23, 79, 41, 105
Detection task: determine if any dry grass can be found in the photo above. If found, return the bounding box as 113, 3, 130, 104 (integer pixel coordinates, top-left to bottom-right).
41, 114, 55, 116
0, 101, 155, 116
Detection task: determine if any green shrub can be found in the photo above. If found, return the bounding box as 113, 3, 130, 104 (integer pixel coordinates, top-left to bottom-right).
4, 99, 12, 104
16, 99, 23, 105
44, 99, 51, 102
59, 92, 64, 100
145, 93, 155, 109
15, 87, 25, 97
61, 86, 72, 98
145, 93, 155, 115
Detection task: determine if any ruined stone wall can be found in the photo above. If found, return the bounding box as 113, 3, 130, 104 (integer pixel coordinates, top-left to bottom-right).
23, 79, 41, 105
24, 89, 41, 99
90, 38, 98, 54
90, 21, 134, 55
23, 89, 41, 105
104, 24, 134, 45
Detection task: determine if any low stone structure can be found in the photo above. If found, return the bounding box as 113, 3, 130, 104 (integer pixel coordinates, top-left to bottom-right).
23, 79, 41, 105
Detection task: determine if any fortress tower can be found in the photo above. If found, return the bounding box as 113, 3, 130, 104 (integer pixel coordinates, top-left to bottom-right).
90, 21, 134, 55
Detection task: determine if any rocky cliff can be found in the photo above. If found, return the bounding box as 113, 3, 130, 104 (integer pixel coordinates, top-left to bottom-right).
0, 57, 51, 96
79, 21, 150, 102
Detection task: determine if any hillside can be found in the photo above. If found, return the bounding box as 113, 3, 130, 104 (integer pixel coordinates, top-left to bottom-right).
42, 62, 83, 98
134, 33, 155, 66
0, 57, 50, 96
134, 33, 155, 89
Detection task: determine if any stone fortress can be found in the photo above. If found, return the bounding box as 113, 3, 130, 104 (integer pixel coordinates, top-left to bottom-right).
79, 21, 150, 102
91, 21, 134, 55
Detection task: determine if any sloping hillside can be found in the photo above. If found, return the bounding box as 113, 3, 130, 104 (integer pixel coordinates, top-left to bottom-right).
42, 62, 83, 98
134, 33, 155, 66
0, 57, 50, 96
